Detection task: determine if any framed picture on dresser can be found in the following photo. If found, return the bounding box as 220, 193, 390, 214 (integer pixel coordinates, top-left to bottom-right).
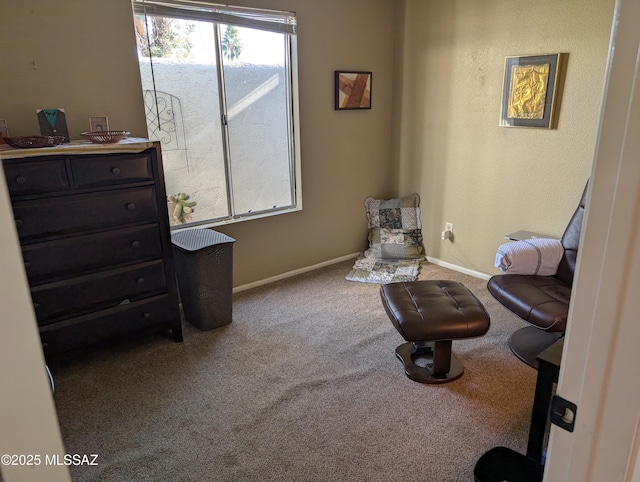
36, 108, 70, 142
89, 116, 109, 132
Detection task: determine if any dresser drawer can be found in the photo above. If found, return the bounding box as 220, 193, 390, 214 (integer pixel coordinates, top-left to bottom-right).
13, 186, 158, 240
3, 159, 69, 196
39, 294, 176, 355
23, 224, 163, 283
32, 259, 167, 323
71, 153, 153, 189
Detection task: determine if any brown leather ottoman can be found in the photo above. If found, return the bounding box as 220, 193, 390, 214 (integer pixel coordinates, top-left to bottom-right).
380, 280, 490, 383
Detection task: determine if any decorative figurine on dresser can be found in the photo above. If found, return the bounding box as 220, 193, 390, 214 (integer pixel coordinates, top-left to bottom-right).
0, 138, 182, 358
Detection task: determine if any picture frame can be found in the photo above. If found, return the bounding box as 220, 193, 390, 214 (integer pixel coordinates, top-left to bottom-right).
36, 108, 70, 142
89, 116, 109, 132
0, 120, 8, 138
334, 71, 372, 110
500, 53, 566, 129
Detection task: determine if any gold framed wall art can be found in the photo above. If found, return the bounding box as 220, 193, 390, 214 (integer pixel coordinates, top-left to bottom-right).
500, 53, 566, 129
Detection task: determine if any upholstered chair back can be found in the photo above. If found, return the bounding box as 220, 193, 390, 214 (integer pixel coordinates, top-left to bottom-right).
556, 183, 588, 287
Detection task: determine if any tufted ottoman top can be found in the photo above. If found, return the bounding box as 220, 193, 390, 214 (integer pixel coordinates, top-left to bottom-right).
380, 280, 490, 342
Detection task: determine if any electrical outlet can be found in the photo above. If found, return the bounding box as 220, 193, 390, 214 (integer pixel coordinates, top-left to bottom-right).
441, 222, 454, 241
442, 222, 454, 241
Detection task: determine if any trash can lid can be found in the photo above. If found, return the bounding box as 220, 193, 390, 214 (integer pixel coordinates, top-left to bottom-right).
171, 228, 236, 251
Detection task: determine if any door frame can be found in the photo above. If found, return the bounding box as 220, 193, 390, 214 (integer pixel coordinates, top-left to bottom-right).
544, 0, 640, 479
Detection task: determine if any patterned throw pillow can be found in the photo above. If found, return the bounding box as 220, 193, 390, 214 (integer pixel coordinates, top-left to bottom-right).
364, 193, 424, 259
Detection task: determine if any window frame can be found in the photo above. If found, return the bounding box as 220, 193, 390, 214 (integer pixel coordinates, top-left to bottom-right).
132, 0, 302, 229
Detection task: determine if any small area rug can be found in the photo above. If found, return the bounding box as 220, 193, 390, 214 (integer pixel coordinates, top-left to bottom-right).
345, 255, 422, 284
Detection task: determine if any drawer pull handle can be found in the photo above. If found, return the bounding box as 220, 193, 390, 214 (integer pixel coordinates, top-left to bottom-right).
126, 203, 136, 210
143, 312, 152, 319
33, 302, 40, 309
15, 219, 23, 228
136, 277, 145, 284
24, 261, 31, 270
131, 241, 141, 248
16, 176, 27, 185
111, 167, 121, 175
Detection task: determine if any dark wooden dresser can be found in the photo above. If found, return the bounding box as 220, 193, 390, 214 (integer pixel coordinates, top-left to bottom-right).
1, 139, 182, 358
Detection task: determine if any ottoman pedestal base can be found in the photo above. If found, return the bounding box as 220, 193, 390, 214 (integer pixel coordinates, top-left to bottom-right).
396, 340, 464, 384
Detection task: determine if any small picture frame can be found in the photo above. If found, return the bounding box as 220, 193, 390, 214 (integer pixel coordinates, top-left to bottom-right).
335, 71, 372, 110
36, 108, 70, 142
0, 119, 8, 138
500, 53, 566, 129
89, 116, 109, 132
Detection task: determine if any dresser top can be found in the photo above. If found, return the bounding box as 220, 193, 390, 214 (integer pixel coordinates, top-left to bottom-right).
0, 137, 156, 160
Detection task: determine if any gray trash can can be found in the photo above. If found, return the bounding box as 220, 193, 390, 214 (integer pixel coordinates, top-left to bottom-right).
171, 229, 236, 330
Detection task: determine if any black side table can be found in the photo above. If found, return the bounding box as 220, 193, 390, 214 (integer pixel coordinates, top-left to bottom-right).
474, 338, 564, 481
527, 337, 564, 462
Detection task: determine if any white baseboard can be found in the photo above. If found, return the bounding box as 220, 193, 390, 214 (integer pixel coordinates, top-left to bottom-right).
234, 253, 491, 293
426, 257, 492, 280
233, 252, 360, 293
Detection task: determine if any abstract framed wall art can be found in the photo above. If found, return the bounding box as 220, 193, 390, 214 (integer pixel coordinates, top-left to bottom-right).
335, 71, 372, 110
500, 53, 566, 129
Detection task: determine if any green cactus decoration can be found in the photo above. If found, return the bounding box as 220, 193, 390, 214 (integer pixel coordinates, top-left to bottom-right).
168, 192, 197, 224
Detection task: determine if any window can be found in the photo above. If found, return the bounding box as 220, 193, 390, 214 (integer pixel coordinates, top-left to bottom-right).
132, 1, 301, 228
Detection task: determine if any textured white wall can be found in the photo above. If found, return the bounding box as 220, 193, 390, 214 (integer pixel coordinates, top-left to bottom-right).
2, 0, 613, 284
1, 0, 398, 287
0, 1, 148, 140
395, 0, 615, 274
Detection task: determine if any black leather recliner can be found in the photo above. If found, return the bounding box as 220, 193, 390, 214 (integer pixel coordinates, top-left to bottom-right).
487, 183, 588, 368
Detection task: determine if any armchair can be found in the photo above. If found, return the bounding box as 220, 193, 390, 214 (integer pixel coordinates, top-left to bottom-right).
487, 183, 588, 368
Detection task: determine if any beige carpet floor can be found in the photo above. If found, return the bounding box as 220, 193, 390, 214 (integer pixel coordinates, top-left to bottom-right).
50, 260, 537, 481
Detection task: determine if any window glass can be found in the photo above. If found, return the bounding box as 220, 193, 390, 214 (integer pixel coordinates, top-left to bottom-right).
134, 7, 299, 227
221, 25, 293, 215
